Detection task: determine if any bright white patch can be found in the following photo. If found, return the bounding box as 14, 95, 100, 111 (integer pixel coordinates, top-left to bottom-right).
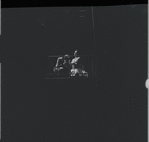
145, 79, 149, 88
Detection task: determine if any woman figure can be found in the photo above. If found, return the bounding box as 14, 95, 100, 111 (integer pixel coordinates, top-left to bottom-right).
70, 50, 88, 77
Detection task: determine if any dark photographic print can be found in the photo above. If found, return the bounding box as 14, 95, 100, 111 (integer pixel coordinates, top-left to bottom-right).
1, 5, 147, 142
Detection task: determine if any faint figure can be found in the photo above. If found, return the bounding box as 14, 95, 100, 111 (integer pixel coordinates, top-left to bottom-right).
63, 54, 71, 77
70, 50, 88, 77
71, 50, 80, 69
53, 56, 64, 74
53, 54, 71, 77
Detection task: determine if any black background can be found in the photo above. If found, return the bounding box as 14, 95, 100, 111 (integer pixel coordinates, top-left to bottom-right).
1, 4, 147, 142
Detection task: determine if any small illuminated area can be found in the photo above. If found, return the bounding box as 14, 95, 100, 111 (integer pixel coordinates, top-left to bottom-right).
46, 50, 93, 79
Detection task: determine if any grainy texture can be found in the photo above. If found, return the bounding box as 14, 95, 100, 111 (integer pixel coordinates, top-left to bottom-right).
1, 5, 147, 142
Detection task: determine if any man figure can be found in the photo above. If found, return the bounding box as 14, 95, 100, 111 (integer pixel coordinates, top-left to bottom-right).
63, 54, 71, 77
53, 56, 64, 74
53, 54, 71, 77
